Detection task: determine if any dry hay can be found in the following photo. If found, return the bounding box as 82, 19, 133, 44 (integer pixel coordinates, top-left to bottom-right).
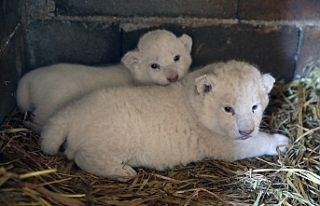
0, 65, 319, 206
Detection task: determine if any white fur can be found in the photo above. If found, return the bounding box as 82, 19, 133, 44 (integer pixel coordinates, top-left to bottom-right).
40, 60, 289, 182
17, 29, 192, 134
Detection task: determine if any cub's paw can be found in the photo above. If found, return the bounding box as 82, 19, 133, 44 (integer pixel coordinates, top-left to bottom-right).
268, 133, 289, 154
40, 137, 61, 155
113, 165, 137, 182
40, 124, 67, 156
23, 120, 41, 134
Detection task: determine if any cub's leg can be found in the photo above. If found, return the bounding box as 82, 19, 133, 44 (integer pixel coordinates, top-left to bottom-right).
41, 123, 69, 155
230, 132, 289, 160
72, 148, 137, 182
23, 120, 41, 134
23, 105, 54, 134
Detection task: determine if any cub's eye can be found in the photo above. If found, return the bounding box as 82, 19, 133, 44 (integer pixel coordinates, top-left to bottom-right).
224, 106, 235, 115
173, 55, 180, 62
150, 63, 160, 70
252, 105, 258, 112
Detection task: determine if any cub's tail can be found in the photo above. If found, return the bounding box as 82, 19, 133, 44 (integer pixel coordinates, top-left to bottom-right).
40, 119, 69, 155
16, 75, 32, 113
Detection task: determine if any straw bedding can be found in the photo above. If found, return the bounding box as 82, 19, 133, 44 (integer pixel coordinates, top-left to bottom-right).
0, 64, 319, 206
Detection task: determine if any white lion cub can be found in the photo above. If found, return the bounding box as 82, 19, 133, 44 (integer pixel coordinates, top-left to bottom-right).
40, 60, 289, 182
17, 29, 192, 134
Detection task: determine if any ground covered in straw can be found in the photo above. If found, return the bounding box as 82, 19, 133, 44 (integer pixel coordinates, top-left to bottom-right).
1, 66, 319, 206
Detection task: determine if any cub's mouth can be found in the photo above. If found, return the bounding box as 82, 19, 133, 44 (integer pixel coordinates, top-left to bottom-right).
236, 135, 251, 140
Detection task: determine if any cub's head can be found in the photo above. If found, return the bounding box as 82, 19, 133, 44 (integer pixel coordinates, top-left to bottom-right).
190, 60, 275, 140
122, 29, 192, 85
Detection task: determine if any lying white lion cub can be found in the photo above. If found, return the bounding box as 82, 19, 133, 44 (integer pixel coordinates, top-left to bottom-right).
17, 29, 192, 134
41, 60, 289, 182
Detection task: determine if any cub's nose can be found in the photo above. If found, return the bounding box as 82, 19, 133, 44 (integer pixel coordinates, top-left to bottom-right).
239, 129, 254, 136
167, 75, 179, 82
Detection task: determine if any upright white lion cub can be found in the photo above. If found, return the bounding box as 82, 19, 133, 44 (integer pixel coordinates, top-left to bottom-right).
40, 60, 289, 182
17, 29, 192, 134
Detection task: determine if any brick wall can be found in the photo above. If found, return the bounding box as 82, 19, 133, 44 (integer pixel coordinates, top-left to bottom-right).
1, 0, 320, 122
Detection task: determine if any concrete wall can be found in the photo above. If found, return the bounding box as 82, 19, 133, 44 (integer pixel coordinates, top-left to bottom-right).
0, 0, 27, 123
1, 0, 320, 122
25, 0, 320, 79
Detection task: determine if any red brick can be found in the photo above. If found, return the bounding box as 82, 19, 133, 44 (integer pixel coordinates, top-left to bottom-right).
239, 0, 320, 21
296, 26, 320, 78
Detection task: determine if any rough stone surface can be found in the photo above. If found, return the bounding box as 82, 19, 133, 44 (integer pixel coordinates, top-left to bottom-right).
56, 0, 238, 19
26, 0, 56, 20
26, 20, 121, 69
239, 0, 320, 21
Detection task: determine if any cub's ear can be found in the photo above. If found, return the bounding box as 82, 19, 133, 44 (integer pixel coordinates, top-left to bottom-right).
179, 34, 192, 53
261, 73, 275, 93
195, 74, 214, 95
121, 50, 139, 71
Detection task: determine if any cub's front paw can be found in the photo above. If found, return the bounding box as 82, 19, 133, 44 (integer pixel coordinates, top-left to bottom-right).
113, 165, 137, 182
268, 133, 289, 155
40, 137, 60, 155
23, 120, 41, 134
